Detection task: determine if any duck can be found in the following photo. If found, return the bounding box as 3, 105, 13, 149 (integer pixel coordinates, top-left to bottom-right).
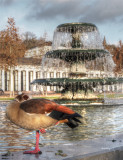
6, 93, 82, 154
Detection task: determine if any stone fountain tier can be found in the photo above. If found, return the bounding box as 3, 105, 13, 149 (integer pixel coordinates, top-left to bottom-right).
56, 22, 97, 33
31, 77, 123, 102
31, 77, 123, 86
45, 49, 109, 62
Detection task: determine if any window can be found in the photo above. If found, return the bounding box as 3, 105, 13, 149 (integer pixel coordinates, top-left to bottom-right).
5, 71, 10, 91
43, 72, 47, 78
36, 71, 40, 90
56, 86, 60, 92
36, 72, 40, 79
14, 70, 18, 91
50, 86, 54, 91
56, 72, 60, 78
62, 72, 66, 78
50, 72, 54, 78
21, 71, 26, 91
29, 71, 33, 90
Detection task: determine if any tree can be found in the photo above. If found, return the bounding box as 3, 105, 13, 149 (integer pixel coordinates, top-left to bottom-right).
103, 36, 107, 48
22, 31, 38, 50
112, 41, 123, 72
0, 17, 25, 69
103, 37, 123, 73
0, 17, 26, 95
22, 31, 52, 50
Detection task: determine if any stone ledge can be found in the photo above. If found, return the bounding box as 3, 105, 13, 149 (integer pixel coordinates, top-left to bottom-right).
0, 133, 123, 160
65, 146, 123, 160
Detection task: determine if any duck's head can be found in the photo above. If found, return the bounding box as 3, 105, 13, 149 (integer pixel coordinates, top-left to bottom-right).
15, 93, 30, 103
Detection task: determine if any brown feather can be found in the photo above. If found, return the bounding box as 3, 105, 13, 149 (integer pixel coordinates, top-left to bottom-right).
20, 99, 54, 114
6, 100, 57, 130
20, 99, 75, 115
6, 94, 76, 131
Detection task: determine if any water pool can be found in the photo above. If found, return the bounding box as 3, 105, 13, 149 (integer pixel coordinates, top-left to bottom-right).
0, 101, 123, 154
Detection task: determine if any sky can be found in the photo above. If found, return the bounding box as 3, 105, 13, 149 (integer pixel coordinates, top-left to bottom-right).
0, 0, 123, 44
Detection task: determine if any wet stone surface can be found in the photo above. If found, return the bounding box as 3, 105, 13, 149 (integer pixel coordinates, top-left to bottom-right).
0, 134, 123, 160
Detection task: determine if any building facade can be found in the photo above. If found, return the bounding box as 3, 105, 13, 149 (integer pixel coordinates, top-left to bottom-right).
0, 46, 51, 93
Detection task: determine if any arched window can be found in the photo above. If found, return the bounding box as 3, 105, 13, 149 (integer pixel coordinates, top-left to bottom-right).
21, 71, 26, 91
13, 70, 18, 91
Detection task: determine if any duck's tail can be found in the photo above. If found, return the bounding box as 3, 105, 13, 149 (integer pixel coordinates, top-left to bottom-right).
49, 111, 82, 129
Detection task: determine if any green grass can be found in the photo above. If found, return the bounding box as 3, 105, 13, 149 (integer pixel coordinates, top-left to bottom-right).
97, 93, 123, 99
0, 97, 14, 100
0, 94, 122, 101
32, 96, 59, 100
0, 96, 59, 101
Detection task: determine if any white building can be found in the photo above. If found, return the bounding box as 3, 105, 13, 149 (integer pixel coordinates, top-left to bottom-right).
0, 46, 51, 93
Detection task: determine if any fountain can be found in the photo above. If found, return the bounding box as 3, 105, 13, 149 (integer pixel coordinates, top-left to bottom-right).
32, 22, 123, 104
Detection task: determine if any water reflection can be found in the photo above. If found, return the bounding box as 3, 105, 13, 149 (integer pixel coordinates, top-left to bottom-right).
0, 101, 123, 154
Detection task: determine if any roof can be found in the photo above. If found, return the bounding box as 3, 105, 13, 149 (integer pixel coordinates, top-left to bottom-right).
18, 57, 41, 66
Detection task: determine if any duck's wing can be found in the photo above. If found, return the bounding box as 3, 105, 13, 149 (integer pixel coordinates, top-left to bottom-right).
20, 99, 82, 128
20, 98, 75, 115
48, 102, 82, 129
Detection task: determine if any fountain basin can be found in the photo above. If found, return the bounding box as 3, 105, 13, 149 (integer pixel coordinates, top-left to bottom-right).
45, 49, 109, 62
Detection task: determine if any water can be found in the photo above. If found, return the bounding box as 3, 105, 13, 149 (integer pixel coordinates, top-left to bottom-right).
0, 101, 123, 154
52, 23, 103, 50
38, 22, 117, 98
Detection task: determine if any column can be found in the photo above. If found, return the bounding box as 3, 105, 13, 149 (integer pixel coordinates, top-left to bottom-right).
60, 72, 62, 78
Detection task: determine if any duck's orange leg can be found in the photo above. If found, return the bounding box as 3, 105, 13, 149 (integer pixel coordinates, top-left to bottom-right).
23, 130, 42, 154
40, 128, 46, 134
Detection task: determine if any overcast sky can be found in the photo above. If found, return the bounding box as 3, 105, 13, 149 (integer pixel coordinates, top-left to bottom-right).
0, 0, 123, 44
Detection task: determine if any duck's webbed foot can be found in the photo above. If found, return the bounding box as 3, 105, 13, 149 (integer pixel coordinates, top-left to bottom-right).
23, 148, 42, 154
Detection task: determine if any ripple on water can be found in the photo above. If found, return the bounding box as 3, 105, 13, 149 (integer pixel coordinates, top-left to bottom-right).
0, 101, 123, 154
